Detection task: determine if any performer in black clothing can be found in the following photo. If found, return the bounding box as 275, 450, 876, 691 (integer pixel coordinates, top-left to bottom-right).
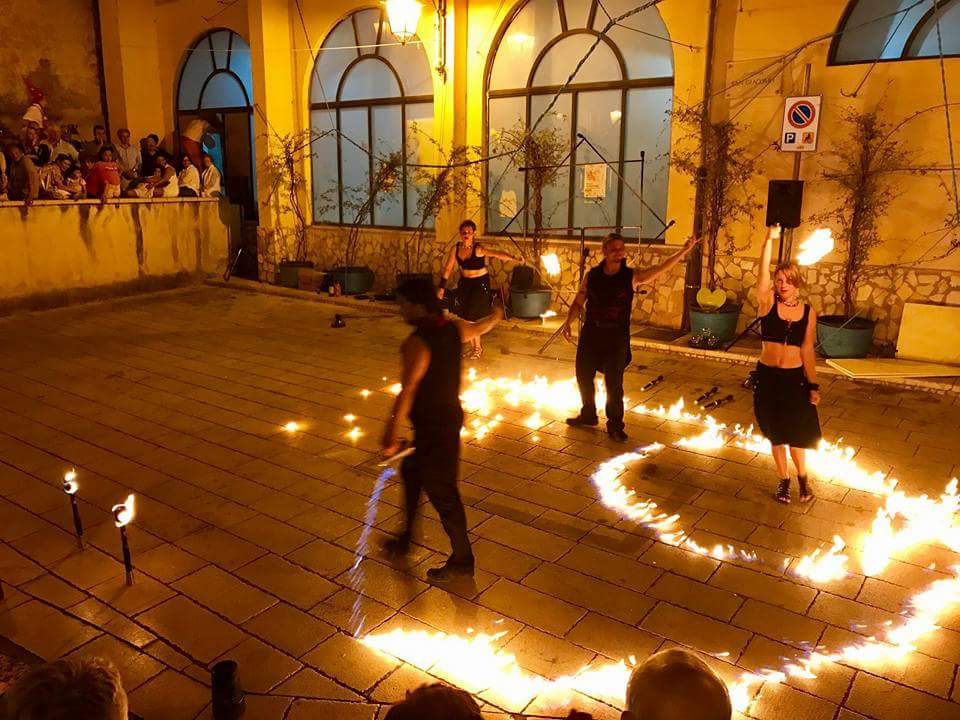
382, 277, 503, 581
437, 219, 524, 360
753, 224, 822, 504
562, 233, 699, 442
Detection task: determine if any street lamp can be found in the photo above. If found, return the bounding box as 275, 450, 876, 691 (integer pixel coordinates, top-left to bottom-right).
385, 0, 423, 44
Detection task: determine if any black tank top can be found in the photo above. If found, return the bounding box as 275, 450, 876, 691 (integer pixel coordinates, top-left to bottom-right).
455, 243, 485, 271
760, 298, 810, 346
584, 263, 635, 329
410, 316, 464, 428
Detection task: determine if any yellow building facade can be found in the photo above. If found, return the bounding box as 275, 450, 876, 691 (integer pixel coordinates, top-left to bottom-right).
95, 0, 960, 343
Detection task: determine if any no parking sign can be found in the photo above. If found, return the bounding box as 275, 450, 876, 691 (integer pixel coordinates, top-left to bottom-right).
780, 95, 821, 152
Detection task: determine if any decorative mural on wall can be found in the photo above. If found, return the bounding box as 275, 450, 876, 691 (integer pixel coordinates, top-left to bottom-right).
0, 0, 105, 138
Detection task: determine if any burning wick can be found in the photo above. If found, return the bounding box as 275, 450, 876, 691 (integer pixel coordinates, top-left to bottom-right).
360, 389, 371, 398
112, 494, 136, 586
62, 469, 84, 549
796, 228, 834, 266
541, 253, 561, 277
283, 421, 299, 433
344, 414, 357, 423
347, 426, 363, 441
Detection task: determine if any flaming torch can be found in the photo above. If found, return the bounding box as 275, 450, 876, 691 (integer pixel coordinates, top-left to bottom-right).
63, 469, 84, 549
541, 253, 561, 277
112, 494, 136, 586
796, 228, 834, 266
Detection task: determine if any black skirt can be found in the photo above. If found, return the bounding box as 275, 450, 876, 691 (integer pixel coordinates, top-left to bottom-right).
456, 274, 492, 321
752, 363, 822, 448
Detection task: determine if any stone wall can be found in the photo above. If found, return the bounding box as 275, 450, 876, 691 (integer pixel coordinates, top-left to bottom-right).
264, 226, 690, 329
715, 257, 960, 345
2, 198, 234, 311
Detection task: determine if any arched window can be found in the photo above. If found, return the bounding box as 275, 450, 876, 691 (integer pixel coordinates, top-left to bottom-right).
310, 8, 435, 228
485, 0, 674, 238
831, 0, 960, 64
176, 29, 257, 220
178, 29, 253, 112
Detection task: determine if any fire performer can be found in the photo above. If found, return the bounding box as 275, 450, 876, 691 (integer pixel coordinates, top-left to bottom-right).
563, 233, 699, 442
382, 278, 503, 580
437, 219, 524, 360
753, 224, 821, 504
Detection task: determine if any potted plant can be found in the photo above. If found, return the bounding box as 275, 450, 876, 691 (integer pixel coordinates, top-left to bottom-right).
672, 106, 760, 344
814, 106, 906, 357
335, 152, 403, 294
493, 123, 567, 318
261, 129, 333, 288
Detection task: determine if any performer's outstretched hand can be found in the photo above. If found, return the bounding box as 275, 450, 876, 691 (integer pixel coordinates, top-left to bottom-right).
767, 223, 782, 240
561, 320, 574, 343
683, 235, 701, 254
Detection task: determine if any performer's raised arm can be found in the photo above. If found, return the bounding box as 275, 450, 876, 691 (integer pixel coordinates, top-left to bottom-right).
756, 224, 780, 315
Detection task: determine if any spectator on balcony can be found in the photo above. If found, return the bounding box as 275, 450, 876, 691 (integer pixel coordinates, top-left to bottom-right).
64, 165, 88, 199
152, 154, 179, 198
39, 154, 75, 199
22, 125, 44, 166
621, 648, 732, 720
140, 134, 161, 178
6, 143, 39, 203
200, 153, 222, 197
86, 146, 122, 201
178, 154, 201, 197
0, 150, 7, 200
4, 656, 128, 720
114, 128, 140, 190
39, 123, 79, 165
83, 124, 108, 160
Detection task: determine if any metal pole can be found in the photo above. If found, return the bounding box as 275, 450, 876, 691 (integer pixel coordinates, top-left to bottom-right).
638, 150, 645, 260
784, 63, 812, 262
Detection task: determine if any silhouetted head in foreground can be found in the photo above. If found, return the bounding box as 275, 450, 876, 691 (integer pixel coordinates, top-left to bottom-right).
622, 648, 732, 720
5, 657, 128, 720
384, 682, 483, 720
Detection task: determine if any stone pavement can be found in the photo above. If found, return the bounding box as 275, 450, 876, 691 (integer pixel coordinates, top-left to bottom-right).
0, 286, 959, 719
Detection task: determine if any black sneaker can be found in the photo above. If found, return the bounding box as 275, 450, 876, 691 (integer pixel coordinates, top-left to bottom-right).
566, 414, 599, 427
426, 557, 475, 582
381, 533, 411, 556
607, 428, 629, 443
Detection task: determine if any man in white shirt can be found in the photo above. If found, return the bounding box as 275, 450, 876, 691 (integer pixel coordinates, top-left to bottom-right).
114, 128, 141, 190
39, 123, 78, 165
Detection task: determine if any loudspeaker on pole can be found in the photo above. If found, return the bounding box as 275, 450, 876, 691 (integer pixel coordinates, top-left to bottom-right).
765, 180, 804, 229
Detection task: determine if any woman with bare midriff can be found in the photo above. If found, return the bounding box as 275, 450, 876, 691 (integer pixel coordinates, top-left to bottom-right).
753, 224, 822, 504
437, 219, 524, 359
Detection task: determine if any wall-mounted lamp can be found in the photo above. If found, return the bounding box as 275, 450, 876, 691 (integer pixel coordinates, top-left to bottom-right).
385, 0, 423, 45
385, 0, 447, 81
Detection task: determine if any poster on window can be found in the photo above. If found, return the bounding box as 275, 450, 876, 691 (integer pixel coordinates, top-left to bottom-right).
583, 163, 607, 199
499, 189, 518, 218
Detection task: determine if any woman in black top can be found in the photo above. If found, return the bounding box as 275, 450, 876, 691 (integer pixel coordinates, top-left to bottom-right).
437, 219, 524, 359
753, 224, 822, 504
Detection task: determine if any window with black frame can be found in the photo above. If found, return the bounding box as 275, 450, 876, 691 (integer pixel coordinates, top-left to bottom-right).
309, 8, 435, 229
484, 0, 674, 240
830, 0, 960, 65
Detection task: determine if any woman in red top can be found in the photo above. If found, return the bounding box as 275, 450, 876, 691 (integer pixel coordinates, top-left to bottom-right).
85, 146, 122, 200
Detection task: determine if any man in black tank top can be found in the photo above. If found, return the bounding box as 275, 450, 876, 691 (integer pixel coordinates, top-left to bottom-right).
561, 233, 699, 442
381, 278, 503, 581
